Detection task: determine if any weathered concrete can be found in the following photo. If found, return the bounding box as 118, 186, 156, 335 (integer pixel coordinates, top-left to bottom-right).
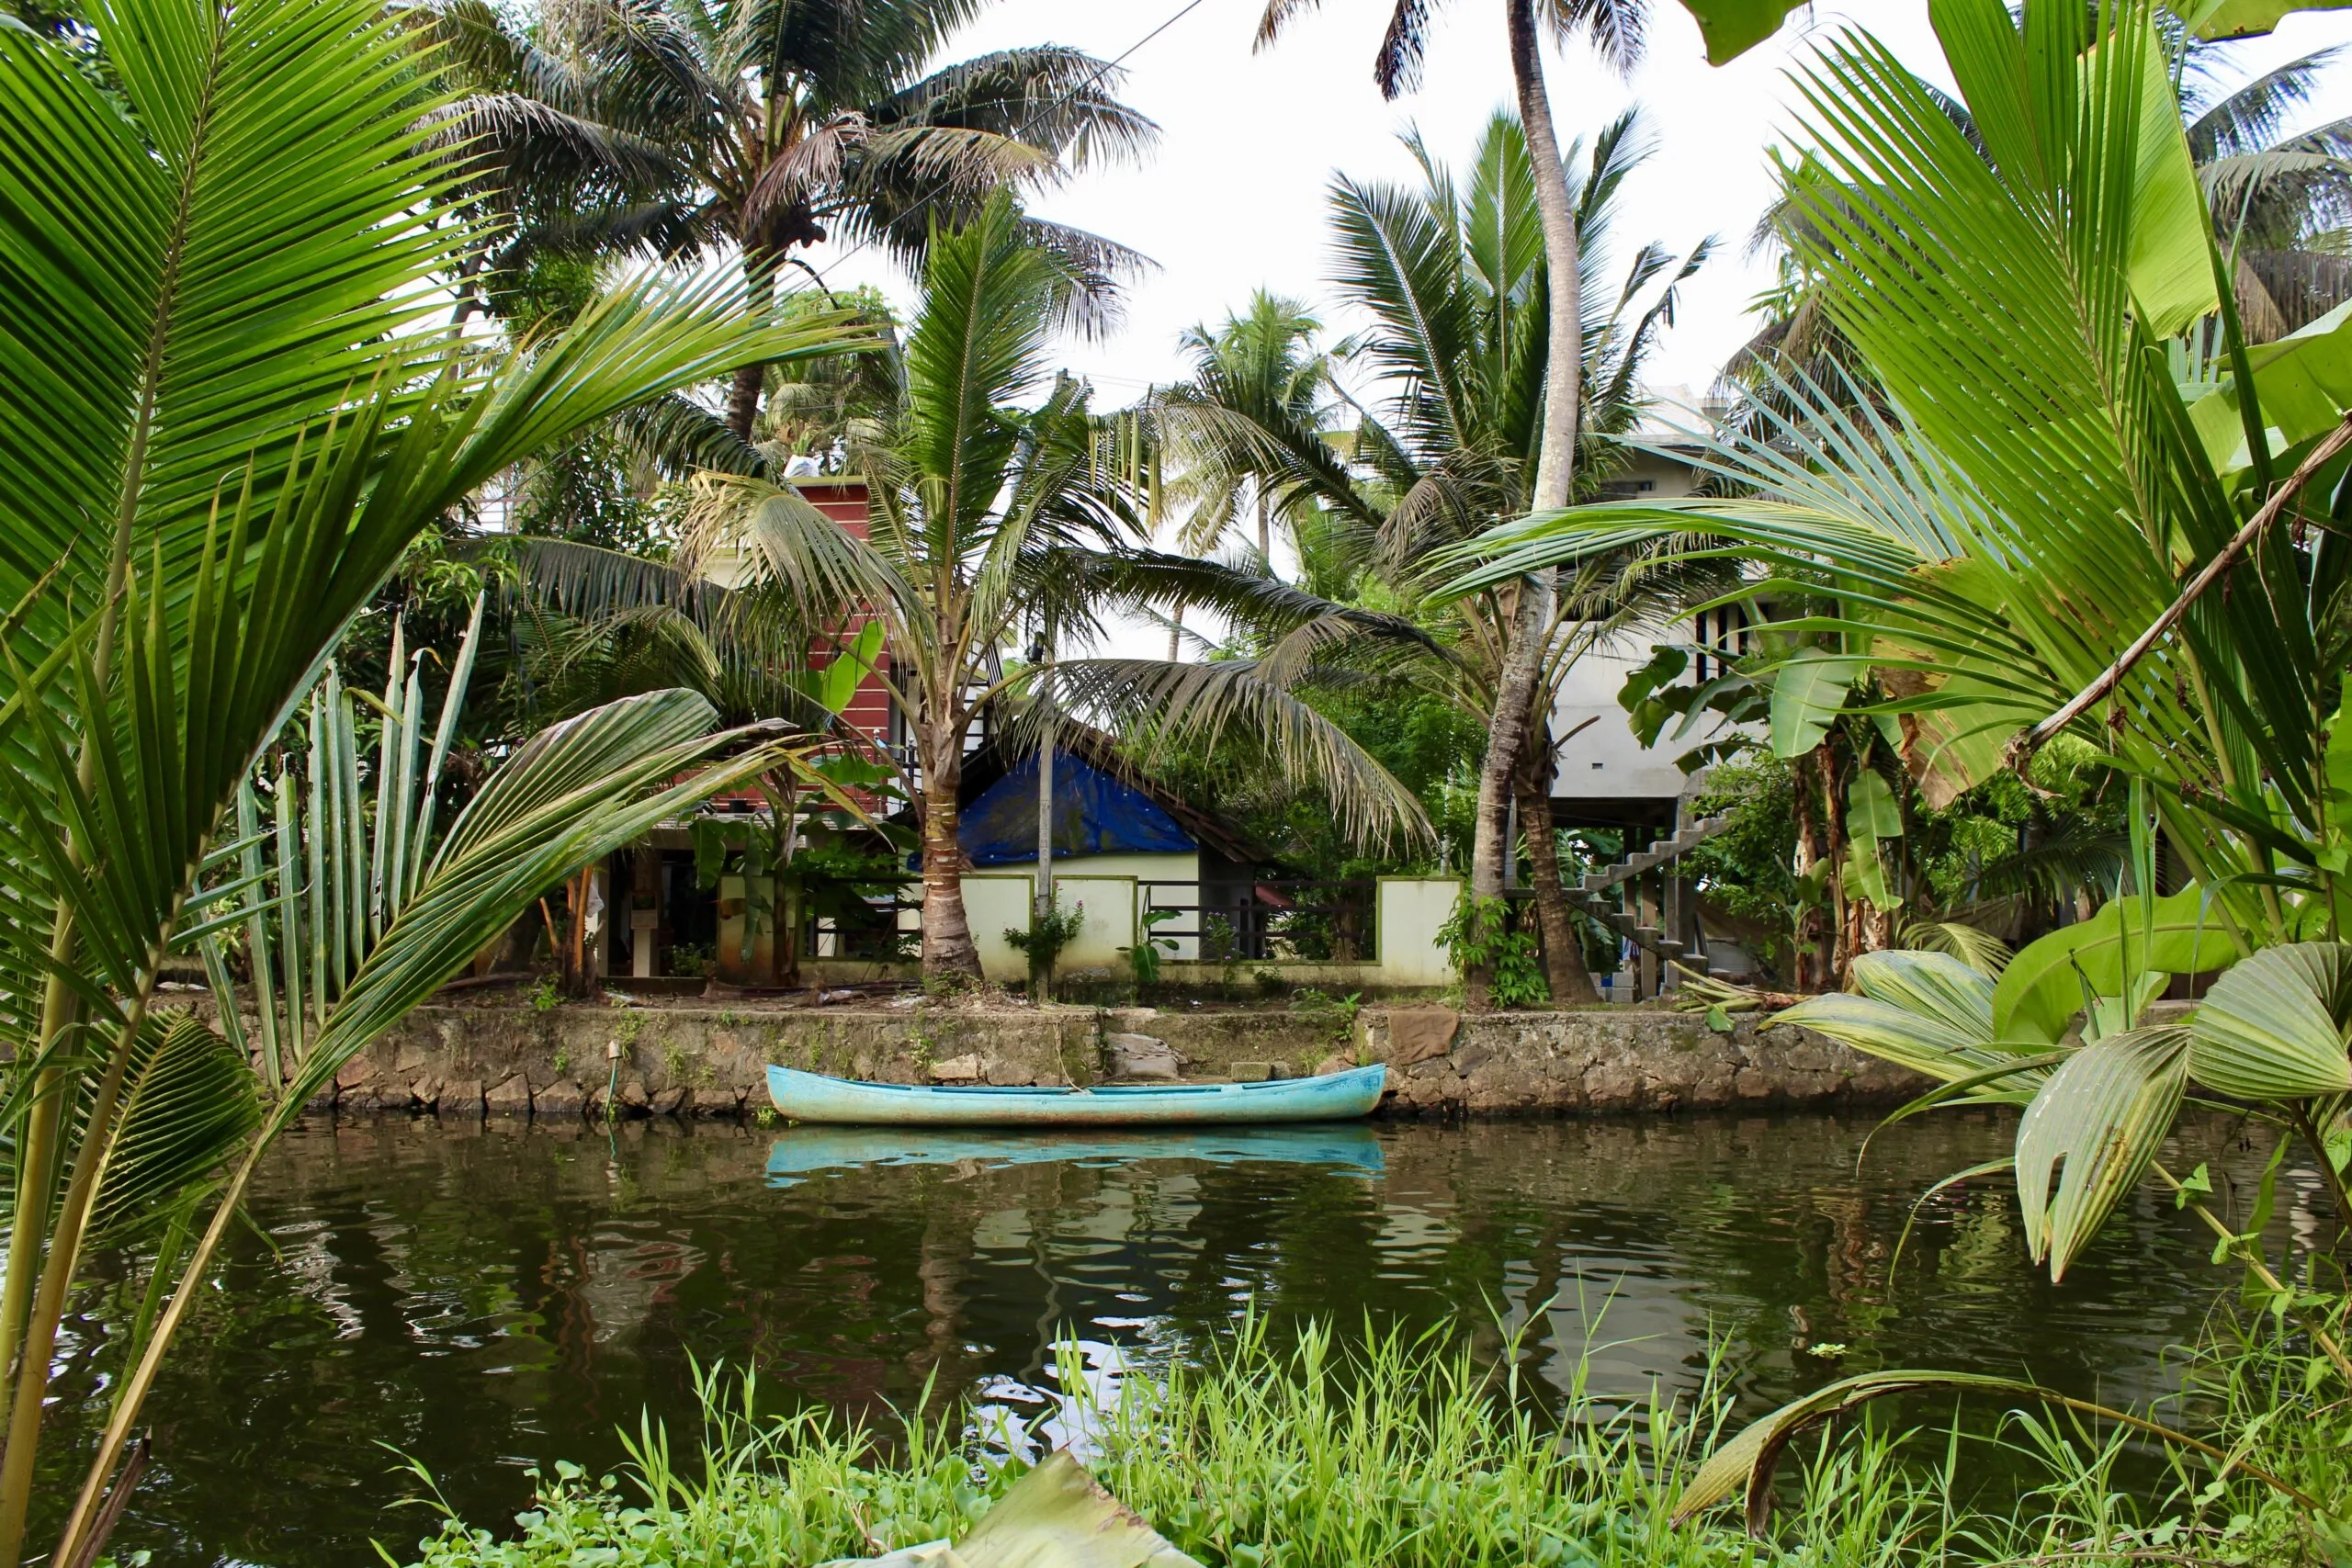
321, 998, 1921, 1120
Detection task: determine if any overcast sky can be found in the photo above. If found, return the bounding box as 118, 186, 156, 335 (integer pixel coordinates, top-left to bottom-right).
807, 0, 2352, 406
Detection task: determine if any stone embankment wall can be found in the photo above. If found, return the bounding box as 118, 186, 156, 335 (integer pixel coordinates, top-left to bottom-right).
324, 999, 1920, 1120
1361, 1008, 1921, 1116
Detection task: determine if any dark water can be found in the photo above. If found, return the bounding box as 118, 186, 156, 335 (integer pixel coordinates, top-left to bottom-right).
42, 1111, 2328, 1568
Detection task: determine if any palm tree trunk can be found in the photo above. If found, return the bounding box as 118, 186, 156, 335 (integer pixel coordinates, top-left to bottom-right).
1792, 752, 1833, 992
727, 249, 777, 442
728, 364, 764, 445
920, 726, 983, 981
1467, 0, 1582, 1008
1514, 725, 1599, 1004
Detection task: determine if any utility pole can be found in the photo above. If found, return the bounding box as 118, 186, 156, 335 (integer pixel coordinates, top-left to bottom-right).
1032, 620, 1055, 998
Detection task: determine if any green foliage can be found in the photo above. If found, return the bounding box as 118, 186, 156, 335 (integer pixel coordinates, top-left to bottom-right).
1138, 683, 1477, 878
0, 0, 865, 1539
1288, 987, 1363, 1046
513, 424, 666, 555
756, 286, 900, 471
1119, 907, 1182, 987
1437, 896, 1547, 1008
1004, 896, 1087, 989
399, 1311, 2343, 1568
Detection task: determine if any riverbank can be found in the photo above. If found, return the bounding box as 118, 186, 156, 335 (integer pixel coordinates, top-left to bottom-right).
316, 997, 1923, 1119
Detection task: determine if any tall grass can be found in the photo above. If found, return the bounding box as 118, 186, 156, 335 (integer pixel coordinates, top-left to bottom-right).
395, 1312, 2344, 1568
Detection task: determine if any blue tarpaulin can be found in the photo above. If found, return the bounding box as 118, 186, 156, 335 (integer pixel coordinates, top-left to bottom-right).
959, 751, 1194, 865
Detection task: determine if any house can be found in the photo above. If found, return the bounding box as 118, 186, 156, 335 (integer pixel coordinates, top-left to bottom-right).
1548, 388, 1749, 834
949, 729, 1268, 972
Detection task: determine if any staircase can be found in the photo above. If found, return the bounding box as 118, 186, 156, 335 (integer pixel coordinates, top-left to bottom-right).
1556, 810, 1736, 962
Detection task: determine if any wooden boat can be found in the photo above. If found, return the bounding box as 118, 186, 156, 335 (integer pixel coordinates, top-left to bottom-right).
764, 1124, 1384, 1184
763, 1063, 1386, 1126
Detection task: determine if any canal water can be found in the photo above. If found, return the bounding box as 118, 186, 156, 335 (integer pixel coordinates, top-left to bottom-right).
44, 1111, 2318, 1568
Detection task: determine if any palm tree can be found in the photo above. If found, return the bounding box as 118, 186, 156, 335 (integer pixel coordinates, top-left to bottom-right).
430, 0, 1158, 439
1161, 114, 1713, 1004
2187, 40, 2352, 336
1161, 292, 1344, 568
1455, 0, 2352, 1294
1256, 0, 1651, 1004
0, 0, 858, 1559
671, 194, 1430, 979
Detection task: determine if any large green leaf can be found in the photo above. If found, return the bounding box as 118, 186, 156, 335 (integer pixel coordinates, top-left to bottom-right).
2187, 299, 2352, 474
1768, 649, 1862, 759
2189, 942, 2352, 1098
1668, 0, 1810, 63
819, 1450, 1201, 1568
2015, 1024, 2188, 1280
2104, 18, 2220, 337
1993, 886, 2240, 1043
1662, 0, 2332, 62
2172, 0, 2352, 39
91, 1012, 260, 1242
0, 0, 456, 626
1773, 950, 2044, 1092
954, 1450, 1201, 1568
287, 692, 801, 1108
0, 1012, 258, 1243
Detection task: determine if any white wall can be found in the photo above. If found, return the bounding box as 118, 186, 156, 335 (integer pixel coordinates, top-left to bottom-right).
967, 866, 1461, 991
970, 860, 1183, 982
1053, 875, 1138, 973
962, 874, 1035, 985
1376, 877, 1461, 988
1550, 627, 1708, 807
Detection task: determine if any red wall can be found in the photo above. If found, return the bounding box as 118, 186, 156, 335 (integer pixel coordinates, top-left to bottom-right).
797, 482, 896, 750
707, 480, 896, 814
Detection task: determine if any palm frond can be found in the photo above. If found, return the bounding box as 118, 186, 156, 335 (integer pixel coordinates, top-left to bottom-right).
1048, 657, 1434, 851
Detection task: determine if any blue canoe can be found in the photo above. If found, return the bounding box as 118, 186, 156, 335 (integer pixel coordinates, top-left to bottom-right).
763, 1063, 1386, 1126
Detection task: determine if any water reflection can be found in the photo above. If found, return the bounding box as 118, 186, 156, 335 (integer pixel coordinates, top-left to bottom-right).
765, 1124, 1385, 1184
44, 1111, 2321, 1568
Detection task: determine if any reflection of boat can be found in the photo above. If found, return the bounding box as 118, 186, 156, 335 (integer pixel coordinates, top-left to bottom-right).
764, 1123, 1385, 1185
763, 1064, 1386, 1126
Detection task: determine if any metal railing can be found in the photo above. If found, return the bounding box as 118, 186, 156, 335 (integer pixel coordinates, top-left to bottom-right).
1139, 877, 1376, 963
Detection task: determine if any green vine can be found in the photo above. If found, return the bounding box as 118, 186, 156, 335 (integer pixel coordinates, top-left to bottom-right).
1437, 895, 1547, 1009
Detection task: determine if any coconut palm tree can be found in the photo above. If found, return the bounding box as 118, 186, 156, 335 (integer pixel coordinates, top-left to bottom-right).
1159, 113, 1714, 1004
2188, 40, 2352, 336
664, 194, 1430, 978
1159, 292, 1345, 569
0, 0, 859, 1558
428, 0, 1158, 440
1455, 0, 2352, 1294
1256, 0, 1653, 1005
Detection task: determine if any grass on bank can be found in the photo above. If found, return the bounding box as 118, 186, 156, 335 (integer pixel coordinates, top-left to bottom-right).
395, 1310, 2350, 1568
